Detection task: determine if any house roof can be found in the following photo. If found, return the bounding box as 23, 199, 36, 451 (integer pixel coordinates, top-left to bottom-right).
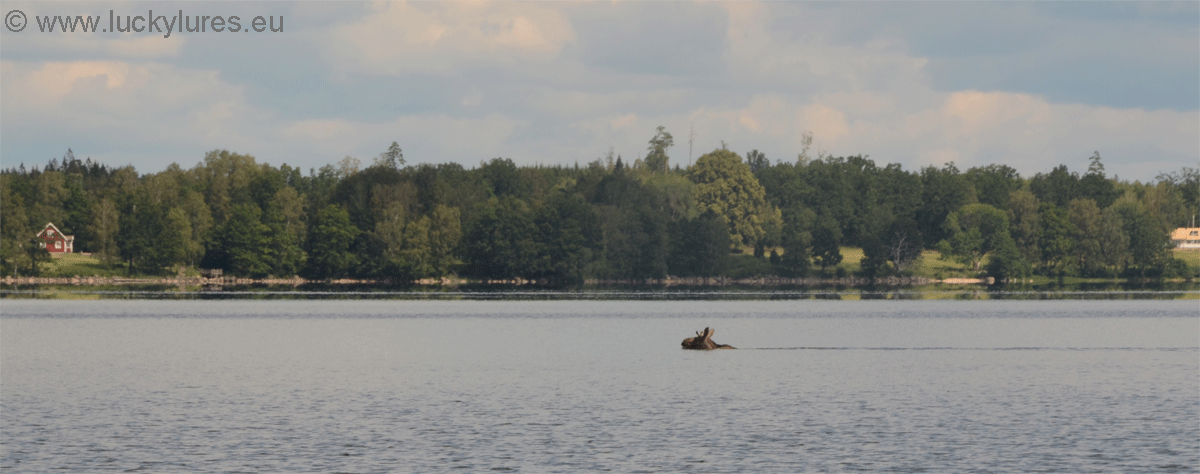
37, 222, 74, 241
1170, 227, 1200, 241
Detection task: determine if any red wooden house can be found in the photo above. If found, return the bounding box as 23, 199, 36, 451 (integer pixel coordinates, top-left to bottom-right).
36, 222, 75, 254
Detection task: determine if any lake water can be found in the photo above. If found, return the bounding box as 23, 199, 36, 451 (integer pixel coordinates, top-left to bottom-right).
2, 299, 1197, 472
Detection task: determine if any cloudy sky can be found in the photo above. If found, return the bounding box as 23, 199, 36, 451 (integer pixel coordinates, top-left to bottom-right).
2, 1, 1196, 181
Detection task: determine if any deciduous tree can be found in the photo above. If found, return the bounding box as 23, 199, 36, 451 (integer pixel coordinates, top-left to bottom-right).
645, 126, 674, 173
688, 149, 780, 250
939, 203, 1015, 272
811, 216, 843, 271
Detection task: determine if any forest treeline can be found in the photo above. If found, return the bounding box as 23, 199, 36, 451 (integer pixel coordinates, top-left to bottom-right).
2, 130, 1197, 282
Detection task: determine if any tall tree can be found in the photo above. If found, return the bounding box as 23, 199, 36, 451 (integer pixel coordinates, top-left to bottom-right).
917, 162, 976, 246
811, 216, 843, 271
1029, 165, 1079, 208
378, 141, 405, 169
858, 234, 888, 278
687, 148, 781, 250
645, 126, 674, 173
197, 150, 260, 226
212, 204, 272, 277
1110, 193, 1170, 276
745, 150, 770, 176
1078, 152, 1118, 209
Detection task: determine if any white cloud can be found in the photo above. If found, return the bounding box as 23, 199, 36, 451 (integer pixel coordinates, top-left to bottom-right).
280, 113, 525, 163
324, 1, 575, 76
1, 59, 267, 168
1, 2, 1193, 181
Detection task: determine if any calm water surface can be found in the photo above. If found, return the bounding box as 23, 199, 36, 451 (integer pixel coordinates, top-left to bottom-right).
2, 300, 1197, 472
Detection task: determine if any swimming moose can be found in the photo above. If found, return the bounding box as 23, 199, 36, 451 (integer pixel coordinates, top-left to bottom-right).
681, 327, 735, 350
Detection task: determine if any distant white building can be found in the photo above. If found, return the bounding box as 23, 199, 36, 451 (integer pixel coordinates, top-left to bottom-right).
1170, 228, 1200, 249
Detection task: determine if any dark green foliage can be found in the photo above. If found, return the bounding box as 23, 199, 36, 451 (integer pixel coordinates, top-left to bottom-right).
303, 205, 361, 279
917, 162, 976, 247
25, 238, 50, 276
777, 205, 814, 277
1029, 165, 1079, 208
118, 198, 171, 274
0, 139, 1188, 282
965, 164, 1022, 211
592, 168, 670, 279
986, 237, 1031, 282
668, 213, 729, 277
532, 192, 602, 282
745, 150, 769, 176
1155, 167, 1199, 228
262, 204, 306, 277
1079, 153, 1119, 209
940, 203, 1016, 272
464, 196, 538, 279
597, 205, 668, 279
1111, 198, 1170, 276
331, 164, 404, 233
210, 204, 273, 277
757, 156, 918, 247
811, 217, 843, 271
479, 158, 529, 199
858, 234, 887, 278
1038, 203, 1077, 275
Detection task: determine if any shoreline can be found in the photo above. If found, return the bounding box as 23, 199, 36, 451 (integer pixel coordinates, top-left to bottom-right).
3, 275, 1194, 288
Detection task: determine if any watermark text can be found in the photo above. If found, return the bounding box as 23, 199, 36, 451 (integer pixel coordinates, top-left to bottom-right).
6, 10, 283, 37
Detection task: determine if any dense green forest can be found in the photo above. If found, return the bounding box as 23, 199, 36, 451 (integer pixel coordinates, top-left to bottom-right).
2, 130, 1197, 282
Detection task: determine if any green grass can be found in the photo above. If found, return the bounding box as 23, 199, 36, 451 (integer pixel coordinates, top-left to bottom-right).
735, 246, 973, 279
911, 250, 981, 279
1173, 248, 1200, 269
725, 253, 775, 278
838, 247, 864, 274
40, 253, 133, 277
